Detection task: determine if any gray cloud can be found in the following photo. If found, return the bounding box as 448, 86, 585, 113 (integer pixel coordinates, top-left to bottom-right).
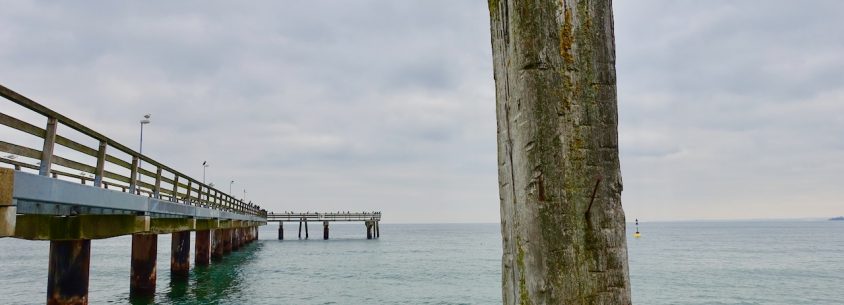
0, 1, 840, 222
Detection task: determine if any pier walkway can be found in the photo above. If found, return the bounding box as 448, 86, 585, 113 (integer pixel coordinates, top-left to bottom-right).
0, 84, 266, 304
268, 212, 381, 240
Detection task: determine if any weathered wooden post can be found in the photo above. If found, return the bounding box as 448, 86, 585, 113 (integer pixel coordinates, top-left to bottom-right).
47, 240, 90, 305
278, 223, 284, 240
212, 229, 224, 261
171, 231, 190, 278
130, 234, 158, 298
487, 1, 632, 304
298, 220, 302, 239
304, 221, 309, 239
365, 221, 373, 240
195, 230, 211, 266
323, 221, 329, 240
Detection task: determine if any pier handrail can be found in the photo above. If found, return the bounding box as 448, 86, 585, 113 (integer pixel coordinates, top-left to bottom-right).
267, 212, 381, 222
0, 83, 266, 218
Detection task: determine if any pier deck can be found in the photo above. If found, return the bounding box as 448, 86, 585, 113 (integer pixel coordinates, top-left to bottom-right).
0, 83, 266, 304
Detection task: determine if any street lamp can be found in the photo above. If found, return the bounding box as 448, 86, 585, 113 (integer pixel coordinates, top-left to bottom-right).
229, 180, 235, 194
138, 114, 151, 181
202, 161, 209, 184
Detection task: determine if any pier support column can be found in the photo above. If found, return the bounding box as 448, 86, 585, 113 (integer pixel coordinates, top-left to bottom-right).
323, 221, 329, 240
232, 228, 240, 251
304, 221, 309, 239
171, 231, 190, 278
130, 234, 158, 299
298, 221, 302, 239
376, 221, 380, 238
195, 230, 210, 266
223, 229, 232, 254
278, 224, 284, 240
366, 221, 373, 240
254, 226, 259, 240
47, 240, 90, 305
212, 229, 224, 260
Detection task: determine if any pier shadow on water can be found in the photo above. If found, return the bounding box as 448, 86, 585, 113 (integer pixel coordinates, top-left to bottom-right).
129, 242, 263, 305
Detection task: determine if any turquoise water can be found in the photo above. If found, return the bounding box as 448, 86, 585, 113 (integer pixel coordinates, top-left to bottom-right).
0, 221, 842, 304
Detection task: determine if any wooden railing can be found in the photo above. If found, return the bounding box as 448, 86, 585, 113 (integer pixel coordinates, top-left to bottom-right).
0, 83, 266, 218
267, 212, 381, 222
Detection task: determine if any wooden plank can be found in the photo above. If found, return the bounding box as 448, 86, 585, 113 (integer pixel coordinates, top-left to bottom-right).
129, 156, 139, 194
39, 117, 58, 176
94, 141, 106, 187
0, 112, 46, 138
153, 167, 162, 199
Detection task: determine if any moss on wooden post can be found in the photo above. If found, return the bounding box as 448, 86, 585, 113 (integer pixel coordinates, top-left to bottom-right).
487, 0, 632, 304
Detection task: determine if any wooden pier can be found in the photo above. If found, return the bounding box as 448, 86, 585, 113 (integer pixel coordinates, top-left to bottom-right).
0, 84, 266, 304
268, 212, 381, 240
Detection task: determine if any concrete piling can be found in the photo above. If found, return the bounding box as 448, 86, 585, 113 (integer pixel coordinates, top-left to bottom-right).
366, 221, 373, 240
171, 231, 190, 278
195, 230, 210, 266
304, 221, 309, 239
323, 221, 329, 240
375, 221, 380, 238
278, 224, 284, 240
232, 229, 240, 251
298, 221, 302, 239
212, 229, 224, 261
47, 240, 90, 305
223, 229, 232, 254
130, 234, 158, 299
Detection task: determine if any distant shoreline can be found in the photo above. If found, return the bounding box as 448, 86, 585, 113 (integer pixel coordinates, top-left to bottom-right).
830, 216, 844, 221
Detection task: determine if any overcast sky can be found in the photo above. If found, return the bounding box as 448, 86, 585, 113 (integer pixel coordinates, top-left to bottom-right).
1, 1, 841, 222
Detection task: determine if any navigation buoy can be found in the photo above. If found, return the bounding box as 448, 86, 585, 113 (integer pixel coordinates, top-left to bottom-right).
633, 218, 641, 238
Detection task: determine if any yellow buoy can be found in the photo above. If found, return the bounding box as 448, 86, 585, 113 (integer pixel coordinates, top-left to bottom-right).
633, 218, 641, 238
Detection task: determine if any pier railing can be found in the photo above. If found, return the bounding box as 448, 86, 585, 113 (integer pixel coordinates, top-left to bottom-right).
0, 83, 265, 218
267, 212, 381, 222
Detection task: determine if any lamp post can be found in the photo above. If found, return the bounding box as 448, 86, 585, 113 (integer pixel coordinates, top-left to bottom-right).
229, 180, 235, 194
202, 161, 209, 184
138, 114, 151, 181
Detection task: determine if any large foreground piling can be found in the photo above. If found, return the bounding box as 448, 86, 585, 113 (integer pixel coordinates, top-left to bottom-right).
47, 240, 90, 305
278, 224, 284, 240
212, 229, 224, 260
171, 231, 190, 278
130, 234, 157, 298
195, 230, 210, 266
323, 221, 329, 240
365, 221, 373, 240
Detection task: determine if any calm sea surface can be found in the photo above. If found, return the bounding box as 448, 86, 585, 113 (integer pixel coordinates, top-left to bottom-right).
0, 221, 842, 304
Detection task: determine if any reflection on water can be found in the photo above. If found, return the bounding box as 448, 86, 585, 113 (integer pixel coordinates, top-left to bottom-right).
156, 243, 262, 305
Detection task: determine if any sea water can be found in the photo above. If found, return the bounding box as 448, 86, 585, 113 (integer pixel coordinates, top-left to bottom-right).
0, 221, 842, 304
